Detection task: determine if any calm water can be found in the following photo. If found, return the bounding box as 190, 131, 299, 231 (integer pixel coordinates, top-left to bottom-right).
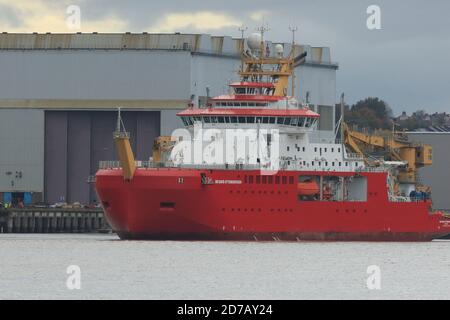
0, 234, 449, 300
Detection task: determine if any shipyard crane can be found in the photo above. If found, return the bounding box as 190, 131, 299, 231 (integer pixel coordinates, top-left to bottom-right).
342, 123, 433, 186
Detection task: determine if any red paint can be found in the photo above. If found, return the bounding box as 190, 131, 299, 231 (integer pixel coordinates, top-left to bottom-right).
229, 82, 275, 88
210, 94, 284, 102
95, 168, 450, 241
177, 108, 319, 117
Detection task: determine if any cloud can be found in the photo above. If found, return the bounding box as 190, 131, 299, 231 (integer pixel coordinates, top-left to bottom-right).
0, 0, 128, 32
249, 10, 270, 22
148, 11, 242, 33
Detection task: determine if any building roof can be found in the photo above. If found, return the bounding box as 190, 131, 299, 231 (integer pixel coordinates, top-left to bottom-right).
0, 32, 338, 68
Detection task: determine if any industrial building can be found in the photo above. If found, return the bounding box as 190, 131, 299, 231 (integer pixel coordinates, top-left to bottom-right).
0, 32, 338, 205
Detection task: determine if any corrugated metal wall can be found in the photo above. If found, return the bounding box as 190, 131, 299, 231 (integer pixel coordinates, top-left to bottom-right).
44, 110, 160, 204
0, 109, 44, 192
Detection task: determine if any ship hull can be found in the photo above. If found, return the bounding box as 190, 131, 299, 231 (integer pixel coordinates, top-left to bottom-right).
95, 168, 450, 242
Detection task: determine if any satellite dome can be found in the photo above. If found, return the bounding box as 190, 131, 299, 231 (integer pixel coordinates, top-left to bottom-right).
275, 44, 284, 57
247, 33, 262, 50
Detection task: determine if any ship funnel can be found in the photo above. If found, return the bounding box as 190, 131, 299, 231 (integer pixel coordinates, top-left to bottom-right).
113, 108, 136, 180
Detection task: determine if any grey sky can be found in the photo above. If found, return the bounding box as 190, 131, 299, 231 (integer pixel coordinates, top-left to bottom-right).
1, 0, 449, 114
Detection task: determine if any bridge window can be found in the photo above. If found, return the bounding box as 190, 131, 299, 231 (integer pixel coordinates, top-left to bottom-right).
269, 117, 276, 124
262, 117, 269, 124
238, 117, 246, 123
204, 117, 211, 123
247, 116, 255, 123
230, 116, 237, 123
218, 117, 225, 123
277, 117, 285, 124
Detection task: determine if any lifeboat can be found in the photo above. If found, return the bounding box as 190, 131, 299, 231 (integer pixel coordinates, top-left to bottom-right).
297, 179, 320, 196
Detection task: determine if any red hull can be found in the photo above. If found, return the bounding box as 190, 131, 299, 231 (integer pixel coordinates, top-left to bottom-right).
95, 168, 450, 241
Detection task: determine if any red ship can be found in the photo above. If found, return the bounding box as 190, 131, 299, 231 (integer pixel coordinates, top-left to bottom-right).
95, 31, 450, 241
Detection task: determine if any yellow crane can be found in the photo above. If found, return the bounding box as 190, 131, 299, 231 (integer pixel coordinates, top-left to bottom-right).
343, 123, 432, 185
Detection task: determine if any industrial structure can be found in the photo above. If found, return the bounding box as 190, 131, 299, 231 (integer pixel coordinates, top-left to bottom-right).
407, 132, 450, 211
0, 32, 338, 205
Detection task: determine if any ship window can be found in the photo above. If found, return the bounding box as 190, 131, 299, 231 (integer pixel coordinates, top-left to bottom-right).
314, 147, 317, 152
318, 162, 321, 166
289, 176, 294, 184
238, 117, 246, 123
339, 162, 342, 166
284, 118, 291, 125
331, 148, 334, 152
275, 176, 280, 184
324, 148, 327, 152
345, 162, 348, 166
204, 116, 211, 123
244, 175, 248, 183
262, 176, 267, 184
248, 176, 253, 184
211, 116, 218, 123
246, 117, 255, 123
325, 162, 328, 166
256, 176, 261, 184
282, 176, 287, 184
302, 147, 305, 152
291, 117, 298, 126
277, 117, 284, 124
241, 102, 248, 107
224, 117, 230, 123
230, 116, 237, 123
217, 117, 224, 123
268, 176, 273, 184
269, 117, 276, 124
305, 118, 311, 127
312, 161, 315, 166
182, 117, 188, 126
187, 117, 193, 126
338, 148, 341, 152
332, 162, 335, 166
287, 146, 290, 151
262, 117, 269, 124
298, 117, 305, 127
235, 87, 245, 94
